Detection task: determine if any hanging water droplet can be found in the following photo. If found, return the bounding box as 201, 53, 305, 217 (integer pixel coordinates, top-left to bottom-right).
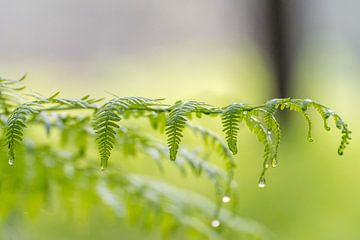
271, 160, 278, 168
8, 158, 14, 166
222, 195, 231, 203
258, 177, 266, 188
100, 165, 105, 171
211, 219, 221, 228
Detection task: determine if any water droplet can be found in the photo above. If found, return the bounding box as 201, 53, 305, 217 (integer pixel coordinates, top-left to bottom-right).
271, 160, 278, 168
100, 165, 105, 171
8, 158, 14, 166
267, 131, 272, 135
264, 163, 269, 169
258, 177, 266, 188
222, 196, 231, 203
211, 219, 221, 228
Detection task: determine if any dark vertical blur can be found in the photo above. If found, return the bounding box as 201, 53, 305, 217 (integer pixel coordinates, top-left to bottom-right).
267, 0, 291, 98
252, 0, 292, 98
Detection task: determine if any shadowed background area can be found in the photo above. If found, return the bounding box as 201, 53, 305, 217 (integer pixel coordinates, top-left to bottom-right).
0, 0, 359, 239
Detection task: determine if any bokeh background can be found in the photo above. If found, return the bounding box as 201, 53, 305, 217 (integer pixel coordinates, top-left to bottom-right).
1, 0, 359, 239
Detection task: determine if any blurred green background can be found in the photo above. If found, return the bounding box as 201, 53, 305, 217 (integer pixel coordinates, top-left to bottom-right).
1, 1, 359, 239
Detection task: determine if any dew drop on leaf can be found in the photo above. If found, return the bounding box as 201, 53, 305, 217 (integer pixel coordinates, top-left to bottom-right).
8, 158, 14, 166
211, 219, 221, 228
271, 159, 278, 168
100, 165, 105, 171
258, 177, 266, 188
222, 196, 231, 203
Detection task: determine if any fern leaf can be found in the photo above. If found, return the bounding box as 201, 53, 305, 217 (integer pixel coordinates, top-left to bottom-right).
310, 101, 332, 131
165, 101, 208, 161
6, 103, 38, 164
279, 100, 313, 142
94, 103, 121, 169
221, 103, 246, 154
94, 97, 162, 168
332, 114, 352, 155
244, 113, 273, 182
303, 100, 351, 155
261, 109, 281, 167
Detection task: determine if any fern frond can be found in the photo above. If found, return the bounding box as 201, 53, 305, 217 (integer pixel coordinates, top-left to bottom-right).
244, 113, 273, 183
93, 102, 121, 169
261, 108, 281, 167
332, 114, 351, 155
310, 101, 332, 131
278, 100, 314, 142
298, 99, 351, 155
6, 102, 38, 164
94, 97, 163, 168
165, 101, 210, 161
221, 103, 247, 154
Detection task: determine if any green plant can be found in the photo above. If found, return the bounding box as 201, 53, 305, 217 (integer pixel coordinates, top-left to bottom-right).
0, 74, 351, 239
